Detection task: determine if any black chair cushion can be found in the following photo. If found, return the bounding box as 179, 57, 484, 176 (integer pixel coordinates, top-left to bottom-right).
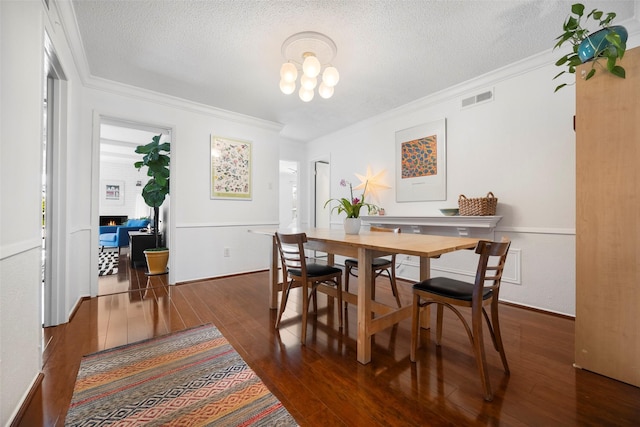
288, 263, 342, 277
344, 257, 392, 268
413, 277, 492, 302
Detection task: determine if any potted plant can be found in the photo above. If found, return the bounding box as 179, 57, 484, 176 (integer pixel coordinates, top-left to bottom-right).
134, 134, 170, 274
324, 179, 378, 234
553, 3, 628, 92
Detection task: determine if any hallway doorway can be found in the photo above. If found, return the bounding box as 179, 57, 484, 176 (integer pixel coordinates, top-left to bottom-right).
96, 118, 171, 296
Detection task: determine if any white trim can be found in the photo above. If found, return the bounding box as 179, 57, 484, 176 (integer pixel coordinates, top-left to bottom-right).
496, 226, 575, 235
499, 298, 575, 318
55, 0, 283, 134
6, 372, 43, 427
0, 239, 42, 261
92, 113, 177, 293
361, 215, 502, 229
176, 221, 280, 229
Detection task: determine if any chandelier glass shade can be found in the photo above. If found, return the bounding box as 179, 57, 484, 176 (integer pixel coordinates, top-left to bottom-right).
279, 32, 339, 102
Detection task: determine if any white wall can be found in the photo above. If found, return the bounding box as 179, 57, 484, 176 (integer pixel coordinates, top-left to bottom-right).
80, 82, 294, 285
2, 0, 638, 422
1, 1, 54, 423
0, 1, 293, 422
99, 156, 150, 219
305, 48, 620, 317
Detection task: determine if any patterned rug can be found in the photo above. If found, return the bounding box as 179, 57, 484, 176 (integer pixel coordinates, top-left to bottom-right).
98, 250, 118, 276
65, 324, 297, 426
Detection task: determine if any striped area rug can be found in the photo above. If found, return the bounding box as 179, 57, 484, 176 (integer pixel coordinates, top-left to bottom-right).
65, 324, 297, 426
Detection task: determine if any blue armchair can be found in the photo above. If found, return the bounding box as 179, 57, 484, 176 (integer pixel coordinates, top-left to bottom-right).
99, 218, 150, 253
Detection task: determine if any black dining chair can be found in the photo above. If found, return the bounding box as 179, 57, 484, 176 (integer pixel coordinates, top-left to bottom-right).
274, 232, 344, 344
410, 238, 511, 401
344, 226, 402, 308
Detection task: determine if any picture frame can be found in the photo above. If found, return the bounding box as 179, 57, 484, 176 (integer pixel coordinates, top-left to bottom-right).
395, 119, 447, 202
101, 180, 125, 206
210, 135, 252, 200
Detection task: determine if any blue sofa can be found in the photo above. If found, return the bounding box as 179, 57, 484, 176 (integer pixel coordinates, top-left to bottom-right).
99, 218, 150, 253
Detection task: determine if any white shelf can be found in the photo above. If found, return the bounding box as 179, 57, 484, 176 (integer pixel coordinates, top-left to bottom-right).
360, 215, 502, 238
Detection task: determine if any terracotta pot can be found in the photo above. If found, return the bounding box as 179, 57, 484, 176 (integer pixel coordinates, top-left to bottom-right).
144, 249, 169, 274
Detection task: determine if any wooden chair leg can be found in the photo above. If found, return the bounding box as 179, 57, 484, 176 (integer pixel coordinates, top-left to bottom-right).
410, 293, 421, 362
336, 277, 343, 329
301, 281, 309, 345
388, 267, 401, 308
435, 304, 444, 345
490, 302, 510, 373
275, 279, 292, 328
312, 287, 318, 313
370, 268, 378, 302
472, 304, 493, 401
344, 265, 352, 309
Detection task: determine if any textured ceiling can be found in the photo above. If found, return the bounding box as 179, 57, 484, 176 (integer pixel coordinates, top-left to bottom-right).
69, 0, 637, 142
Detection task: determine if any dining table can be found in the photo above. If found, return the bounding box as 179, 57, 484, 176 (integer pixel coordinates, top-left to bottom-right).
250, 226, 478, 364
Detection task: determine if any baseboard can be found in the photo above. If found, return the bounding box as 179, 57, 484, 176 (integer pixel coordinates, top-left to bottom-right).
499, 300, 575, 320
175, 268, 269, 286
9, 372, 44, 427
69, 296, 91, 322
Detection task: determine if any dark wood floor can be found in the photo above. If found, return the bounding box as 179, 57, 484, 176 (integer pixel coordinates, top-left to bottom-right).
19, 251, 640, 426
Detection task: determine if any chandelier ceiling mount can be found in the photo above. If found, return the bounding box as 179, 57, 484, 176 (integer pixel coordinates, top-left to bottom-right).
279, 31, 340, 102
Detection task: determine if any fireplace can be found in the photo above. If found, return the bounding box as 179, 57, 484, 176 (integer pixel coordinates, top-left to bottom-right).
100, 215, 128, 226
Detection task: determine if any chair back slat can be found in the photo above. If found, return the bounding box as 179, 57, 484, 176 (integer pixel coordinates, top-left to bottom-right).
275, 232, 308, 276
474, 238, 511, 293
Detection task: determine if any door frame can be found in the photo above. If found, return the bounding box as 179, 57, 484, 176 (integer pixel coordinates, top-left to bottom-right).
90, 113, 175, 296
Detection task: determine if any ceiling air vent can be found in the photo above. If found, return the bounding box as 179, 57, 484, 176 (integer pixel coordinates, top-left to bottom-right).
461, 89, 493, 109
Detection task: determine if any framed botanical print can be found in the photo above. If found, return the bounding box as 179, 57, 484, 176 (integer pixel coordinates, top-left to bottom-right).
210, 135, 252, 200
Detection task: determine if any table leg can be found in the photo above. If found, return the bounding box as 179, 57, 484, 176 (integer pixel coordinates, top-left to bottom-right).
269, 236, 279, 309
357, 247, 374, 364
419, 256, 431, 329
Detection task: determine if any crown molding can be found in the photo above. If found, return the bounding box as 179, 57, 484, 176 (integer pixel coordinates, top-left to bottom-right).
54, 0, 284, 134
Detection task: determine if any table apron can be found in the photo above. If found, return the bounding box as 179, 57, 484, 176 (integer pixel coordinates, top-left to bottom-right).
305, 240, 396, 259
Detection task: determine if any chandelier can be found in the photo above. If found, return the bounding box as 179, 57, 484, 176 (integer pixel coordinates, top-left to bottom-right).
279, 31, 340, 102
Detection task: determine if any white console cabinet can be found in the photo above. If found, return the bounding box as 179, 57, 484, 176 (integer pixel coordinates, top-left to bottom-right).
360, 215, 501, 239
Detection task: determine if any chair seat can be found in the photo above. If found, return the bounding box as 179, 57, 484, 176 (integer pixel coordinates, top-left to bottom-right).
289, 263, 343, 277
413, 277, 492, 302
344, 257, 391, 268
100, 233, 117, 243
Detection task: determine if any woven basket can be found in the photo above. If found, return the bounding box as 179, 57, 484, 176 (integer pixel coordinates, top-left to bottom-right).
458, 192, 497, 216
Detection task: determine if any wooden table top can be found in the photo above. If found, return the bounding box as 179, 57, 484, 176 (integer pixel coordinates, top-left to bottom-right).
250, 227, 479, 258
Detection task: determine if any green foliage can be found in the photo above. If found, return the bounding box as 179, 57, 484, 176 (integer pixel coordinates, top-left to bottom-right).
134, 134, 170, 248
324, 179, 378, 219
135, 135, 170, 208
553, 3, 626, 92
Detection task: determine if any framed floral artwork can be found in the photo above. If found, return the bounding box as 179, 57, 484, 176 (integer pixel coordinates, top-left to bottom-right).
395, 119, 447, 202
210, 135, 252, 200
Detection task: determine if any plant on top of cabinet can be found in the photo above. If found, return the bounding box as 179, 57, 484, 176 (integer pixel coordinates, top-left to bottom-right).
553, 3, 627, 92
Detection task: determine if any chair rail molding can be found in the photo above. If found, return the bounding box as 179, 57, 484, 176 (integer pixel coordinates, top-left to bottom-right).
360, 215, 502, 238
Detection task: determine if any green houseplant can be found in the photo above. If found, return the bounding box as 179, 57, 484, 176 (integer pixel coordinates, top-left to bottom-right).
134, 134, 170, 273
324, 179, 378, 234
553, 3, 627, 92
324, 179, 378, 218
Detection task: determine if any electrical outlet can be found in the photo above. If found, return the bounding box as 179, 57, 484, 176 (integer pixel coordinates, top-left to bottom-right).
224, 247, 230, 257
